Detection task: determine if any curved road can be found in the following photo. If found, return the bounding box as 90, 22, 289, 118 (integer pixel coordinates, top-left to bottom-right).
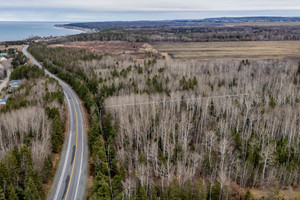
0, 66, 10, 92
22, 46, 88, 200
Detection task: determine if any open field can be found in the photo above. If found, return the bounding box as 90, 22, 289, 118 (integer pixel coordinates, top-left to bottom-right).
250, 186, 300, 200
153, 41, 300, 60
49, 41, 156, 59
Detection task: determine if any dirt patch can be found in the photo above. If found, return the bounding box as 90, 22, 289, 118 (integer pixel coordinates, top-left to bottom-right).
249, 186, 300, 200
50, 41, 159, 59
0, 45, 24, 51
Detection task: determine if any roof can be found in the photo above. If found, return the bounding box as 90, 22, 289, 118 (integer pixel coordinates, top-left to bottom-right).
0, 94, 10, 104
9, 80, 21, 85
0, 57, 7, 61
0, 53, 8, 56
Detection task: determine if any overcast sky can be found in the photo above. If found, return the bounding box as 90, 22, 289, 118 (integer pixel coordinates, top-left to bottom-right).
1, 0, 300, 21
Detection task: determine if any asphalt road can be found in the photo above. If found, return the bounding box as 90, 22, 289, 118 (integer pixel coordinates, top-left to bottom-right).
0, 66, 10, 92
22, 46, 88, 200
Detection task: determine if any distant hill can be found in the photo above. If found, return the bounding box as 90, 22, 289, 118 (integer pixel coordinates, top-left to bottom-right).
62, 16, 300, 31
200, 16, 300, 23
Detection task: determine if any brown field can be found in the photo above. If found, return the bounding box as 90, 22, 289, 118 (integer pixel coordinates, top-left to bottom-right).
49, 41, 156, 59
250, 186, 300, 200
0, 45, 24, 51
153, 41, 300, 60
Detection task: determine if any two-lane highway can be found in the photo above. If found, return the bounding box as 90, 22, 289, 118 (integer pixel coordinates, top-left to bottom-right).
22, 46, 88, 200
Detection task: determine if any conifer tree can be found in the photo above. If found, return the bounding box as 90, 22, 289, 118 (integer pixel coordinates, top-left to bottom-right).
41, 155, 53, 183
5, 152, 19, 186
51, 115, 64, 153
0, 162, 10, 193
8, 185, 18, 200
0, 187, 5, 200
136, 185, 149, 200
20, 146, 33, 179
24, 177, 40, 200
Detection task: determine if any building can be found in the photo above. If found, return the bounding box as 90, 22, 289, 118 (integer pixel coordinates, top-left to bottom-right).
0, 94, 10, 105
9, 80, 22, 91
0, 57, 7, 61
0, 53, 8, 57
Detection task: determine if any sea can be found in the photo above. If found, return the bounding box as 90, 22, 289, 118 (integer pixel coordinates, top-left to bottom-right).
0, 22, 83, 42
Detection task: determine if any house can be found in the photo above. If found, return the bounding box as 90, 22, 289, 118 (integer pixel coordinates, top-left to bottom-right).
0, 94, 10, 105
9, 80, 22, 91
0, 57, 7, 61
0, 53, 8, 57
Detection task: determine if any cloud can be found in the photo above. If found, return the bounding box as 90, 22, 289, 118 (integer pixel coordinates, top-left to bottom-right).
2, 0, 300, 11
1, 0, 300, 21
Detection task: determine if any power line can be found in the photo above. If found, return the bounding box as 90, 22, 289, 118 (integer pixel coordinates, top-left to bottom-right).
105, 93, 248, 108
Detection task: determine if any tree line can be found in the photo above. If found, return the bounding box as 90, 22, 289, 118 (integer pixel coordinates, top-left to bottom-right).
0, 63, 65, 199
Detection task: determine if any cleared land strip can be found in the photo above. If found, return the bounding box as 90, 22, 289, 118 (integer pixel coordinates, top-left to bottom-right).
154, 41, 300, 60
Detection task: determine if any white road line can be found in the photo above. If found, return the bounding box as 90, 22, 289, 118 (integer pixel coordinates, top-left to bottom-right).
63, 83, 83, 200
74, 98, 84, 200
53, 89, 73, 200
23, 46, 85, 200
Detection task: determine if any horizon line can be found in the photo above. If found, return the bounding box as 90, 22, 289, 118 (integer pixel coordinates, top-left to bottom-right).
2, 15, 300, 23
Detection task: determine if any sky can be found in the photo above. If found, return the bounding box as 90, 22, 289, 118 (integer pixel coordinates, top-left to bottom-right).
1, 0, 300, 21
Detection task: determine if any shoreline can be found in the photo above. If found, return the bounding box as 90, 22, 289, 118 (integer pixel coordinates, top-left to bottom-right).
0, 23, 89, 44
55, 24, 97, 34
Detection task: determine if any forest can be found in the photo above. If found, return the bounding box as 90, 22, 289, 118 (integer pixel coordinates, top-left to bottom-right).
27, 42, 300, 199
63, 17, 300, 31
0, 64, 65, 199
49, 18, 300, 45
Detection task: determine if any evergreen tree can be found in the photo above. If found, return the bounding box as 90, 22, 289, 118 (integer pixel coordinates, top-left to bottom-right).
5, 152, 19, 186
41, 155, 53, 183
197, 178, 207, 200
211, 181, 221, 200
12, 147, 21, 168
88, 121, 101, 149
51, 115, 64, 153
8, 185, 18, 200
23, 178, 40, 200
269, 96, 276, 108
92, 173, 111, 200
27, 169, 45, 199
168, 180, 182, 200
92, 136, 108, 175
136, 185, 149, 200
0, 162, 10, 193
0, 187, 5, 200
245, 189, 253, 200
20, 146, 33, 180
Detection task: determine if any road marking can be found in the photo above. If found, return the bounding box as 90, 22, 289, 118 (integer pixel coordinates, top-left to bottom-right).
74, 93, 84, 200
63, 82, 84, 200
64, 95, 79, 200
53, 90, 73, 200
23, 46, 84, 200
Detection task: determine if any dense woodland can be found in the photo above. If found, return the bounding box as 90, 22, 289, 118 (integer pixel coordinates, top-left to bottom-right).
64, 17, 300, 31
0, 64, 65, 199
55, 17, 300, 44
28, 42, 300, 199
49, 24, 300, 45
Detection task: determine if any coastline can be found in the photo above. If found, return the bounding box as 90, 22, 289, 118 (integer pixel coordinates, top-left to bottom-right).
55, 24, 97, 34
0, 22, 86, 43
